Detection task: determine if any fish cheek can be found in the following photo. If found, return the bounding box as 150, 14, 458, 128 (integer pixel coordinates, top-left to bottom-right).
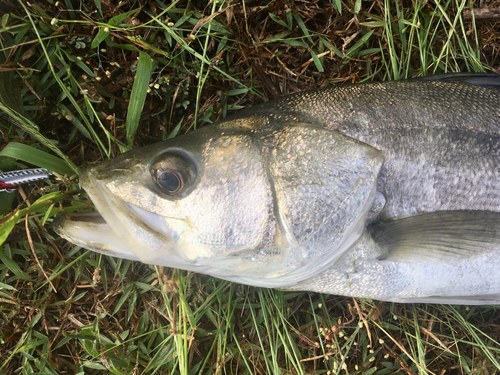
171, 135, 277, 263
104, 179, 159, 213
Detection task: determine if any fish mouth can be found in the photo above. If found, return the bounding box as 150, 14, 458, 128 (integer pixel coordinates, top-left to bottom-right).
53, 212, 140, 260
54, 168, 177, 264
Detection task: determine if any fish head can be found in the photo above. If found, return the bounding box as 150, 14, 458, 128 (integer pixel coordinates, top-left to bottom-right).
55, 119, 385, 287
56, 124, 281, 281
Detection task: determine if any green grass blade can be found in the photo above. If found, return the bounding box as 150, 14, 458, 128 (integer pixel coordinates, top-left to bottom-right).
0, 190, 74, 247
150, 12, 266, 101
0, 104, 79, 174
0, 142, 76, 176
0, 223, 35, 282
126, 51, 153, 145
90, 27, 111, 49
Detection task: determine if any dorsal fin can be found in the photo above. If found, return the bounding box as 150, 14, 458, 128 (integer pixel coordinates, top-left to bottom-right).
414, 73, 500, 90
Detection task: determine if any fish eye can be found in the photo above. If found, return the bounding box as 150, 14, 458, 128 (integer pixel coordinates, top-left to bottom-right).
157, 170, 182, 193
151, 152, 196, 196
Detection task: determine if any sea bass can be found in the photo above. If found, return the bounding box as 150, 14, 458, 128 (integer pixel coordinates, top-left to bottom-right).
55, 74, 500, 304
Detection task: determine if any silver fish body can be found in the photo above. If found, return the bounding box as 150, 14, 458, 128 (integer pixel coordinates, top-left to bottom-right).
55, 75, 500, 304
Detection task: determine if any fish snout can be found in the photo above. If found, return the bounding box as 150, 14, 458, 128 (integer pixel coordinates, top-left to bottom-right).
80, 157, 144, 187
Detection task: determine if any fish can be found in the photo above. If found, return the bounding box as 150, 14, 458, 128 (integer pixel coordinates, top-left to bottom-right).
55, 73, 500, 305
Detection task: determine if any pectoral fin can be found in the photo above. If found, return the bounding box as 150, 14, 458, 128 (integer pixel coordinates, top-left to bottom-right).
370, 211, 500, 262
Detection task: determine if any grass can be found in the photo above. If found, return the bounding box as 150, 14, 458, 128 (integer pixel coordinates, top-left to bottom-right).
1, 0, 500, 373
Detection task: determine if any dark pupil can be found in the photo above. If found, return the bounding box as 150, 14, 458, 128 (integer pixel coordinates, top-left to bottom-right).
158, 172, 181, 192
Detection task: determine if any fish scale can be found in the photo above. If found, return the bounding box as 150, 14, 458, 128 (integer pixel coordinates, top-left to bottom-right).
230, 79, 500, 219
356, 127, 500, 219
250, 80, 500, 135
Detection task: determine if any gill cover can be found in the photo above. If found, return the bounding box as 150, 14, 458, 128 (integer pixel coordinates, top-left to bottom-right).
249, 124, 385, 286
